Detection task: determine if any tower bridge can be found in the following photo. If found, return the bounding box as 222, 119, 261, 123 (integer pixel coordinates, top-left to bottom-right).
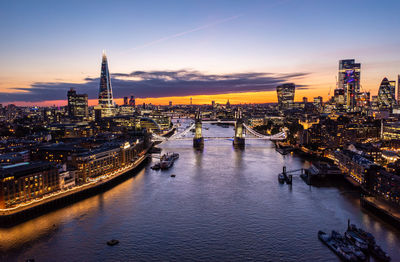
152, 112, 286, 146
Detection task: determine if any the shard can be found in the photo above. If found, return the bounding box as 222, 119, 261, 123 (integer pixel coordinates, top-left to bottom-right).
98, 51, 114, 117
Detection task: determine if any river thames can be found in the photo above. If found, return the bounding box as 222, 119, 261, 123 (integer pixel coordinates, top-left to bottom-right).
1, 123, 399, 261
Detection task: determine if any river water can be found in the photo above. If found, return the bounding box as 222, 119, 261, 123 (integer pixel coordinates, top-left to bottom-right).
1, 122, 399, 262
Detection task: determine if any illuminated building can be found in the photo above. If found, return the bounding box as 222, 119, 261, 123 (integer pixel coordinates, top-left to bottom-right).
356, 92, 370, 110
333, 149, 378, 188
333, 88, 345, 106
382, 121, 400, 140
371, 95, 379, 110
74, 140, 146, 184
98, 52, 115, 117
313, 96, 323, 107
0, 162, 60, 208
276, 83, 295, 110
67, 88, 88, 119
338, 59, 361, 111
129, 96, 135, 107
378, 77, 396, 110
398, 74, 400, 104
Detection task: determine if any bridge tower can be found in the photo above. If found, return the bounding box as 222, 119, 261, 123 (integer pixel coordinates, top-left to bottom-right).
233, 108, 245, 148
193, 110, 204, 149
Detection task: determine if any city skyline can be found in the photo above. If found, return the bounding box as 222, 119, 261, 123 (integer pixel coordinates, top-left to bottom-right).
1, 0, 400, 106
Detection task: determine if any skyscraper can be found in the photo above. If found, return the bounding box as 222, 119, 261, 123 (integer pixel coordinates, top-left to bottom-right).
67, 88, 88, 119
397, 74, 400, 104
129, 96, 135, 107
276, 83, 295, 110
338, 59, 361, 111
98, 52, 114, 117
378, 77, 396, 110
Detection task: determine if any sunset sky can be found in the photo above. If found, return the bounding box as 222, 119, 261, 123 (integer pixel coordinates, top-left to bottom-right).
1, 0, 400, 106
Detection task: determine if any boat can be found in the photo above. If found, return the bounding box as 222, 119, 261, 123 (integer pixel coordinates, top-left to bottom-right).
158, 153, 179, 170
318, 231, 359, 262
160, 159, 173, 169
347, 222, 391, 261
170, 174, 176, 177
107, 239, 119, 246
278, 174, 285, 184
344, 230, 369, 252
151, 163, 161, 170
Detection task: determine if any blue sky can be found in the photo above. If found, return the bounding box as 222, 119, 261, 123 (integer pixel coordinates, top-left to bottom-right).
0, 0, 400, 104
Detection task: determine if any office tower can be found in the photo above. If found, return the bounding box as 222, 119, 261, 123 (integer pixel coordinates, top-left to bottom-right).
338, 59, 361, 111
98, 52, 114, 117
303, 97, 308, 103
190, 97, 192, 105
129, 96, 135, 107
226, 99, 231, 108
398, 74, 400, 103
313, 96, 323, 107
334, 88, 345, 106
67, 88, 88, 118
355, 92, 370, 109
123, 97, 128, 106
378, 77, 396, 110
169, 101, 172, 107
212, 100, 215, 108
276, 83, 295, 110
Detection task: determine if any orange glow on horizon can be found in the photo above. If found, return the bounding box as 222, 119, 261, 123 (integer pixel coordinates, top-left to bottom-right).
3, 88, 332, 107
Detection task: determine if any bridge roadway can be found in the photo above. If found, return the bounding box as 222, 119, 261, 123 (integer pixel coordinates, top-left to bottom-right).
152, 119, 286, 142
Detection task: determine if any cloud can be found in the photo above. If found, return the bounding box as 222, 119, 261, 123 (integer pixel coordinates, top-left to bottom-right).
0, 70, 309, 103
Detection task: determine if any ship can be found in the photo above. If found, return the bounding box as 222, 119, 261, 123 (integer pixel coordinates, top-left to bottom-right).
347, 221, 391, 261
159, 153, 179, 170
318, 230, 362, 262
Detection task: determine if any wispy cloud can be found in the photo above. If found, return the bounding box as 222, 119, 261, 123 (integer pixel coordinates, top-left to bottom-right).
120, 14, 243, 53
0, 70, 308, 103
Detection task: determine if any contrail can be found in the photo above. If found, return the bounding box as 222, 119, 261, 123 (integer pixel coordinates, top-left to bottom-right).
121, 14, 243, 53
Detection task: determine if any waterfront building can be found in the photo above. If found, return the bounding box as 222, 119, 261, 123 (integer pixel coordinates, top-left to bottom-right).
338, 59, 361, 111
67, 88, 88, 119
276, 83, 295, 110
378, 77, 396, 110
372, 169, 400, 206
0, 162, 60, 209
333, 149, 378, 189
98, 52, 115, 117
74, 140, 146, 184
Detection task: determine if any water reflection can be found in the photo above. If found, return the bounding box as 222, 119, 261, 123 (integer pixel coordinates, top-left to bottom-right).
2, 123, 400, 262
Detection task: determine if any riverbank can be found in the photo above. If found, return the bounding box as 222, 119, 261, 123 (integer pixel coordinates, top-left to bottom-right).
361, 196, 400, 230
0, 146, 152, 227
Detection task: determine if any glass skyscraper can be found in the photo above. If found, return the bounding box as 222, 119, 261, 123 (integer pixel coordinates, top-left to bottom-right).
98, 52, 114, 117
378, 77, 396, 110
276, 83, 295, 110
338, 59, 361, 111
